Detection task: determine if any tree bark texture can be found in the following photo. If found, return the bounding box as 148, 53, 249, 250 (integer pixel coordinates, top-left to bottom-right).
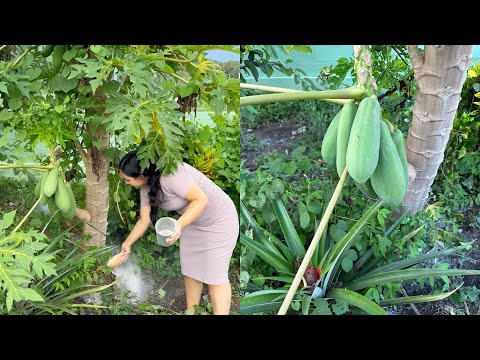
83, 123, 110, 247
353, 45, 377, 97
403, 45, 473, 214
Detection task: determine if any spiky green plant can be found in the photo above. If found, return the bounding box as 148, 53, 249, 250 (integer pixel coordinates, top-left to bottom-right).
240, 199, 479, 315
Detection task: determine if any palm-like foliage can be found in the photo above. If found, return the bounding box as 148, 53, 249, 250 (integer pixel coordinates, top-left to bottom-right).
0, 210, 114, 314
240, 198, 479, 315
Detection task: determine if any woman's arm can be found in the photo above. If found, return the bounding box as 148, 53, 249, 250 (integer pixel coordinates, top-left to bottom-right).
167, 183, 208, 244
120, 205, 151, 260
177, 183, 208, 228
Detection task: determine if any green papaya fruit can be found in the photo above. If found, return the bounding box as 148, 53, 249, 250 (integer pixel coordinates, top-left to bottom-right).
47, 196, 58, 214
54, 176, 71, 215
41, 45, 55, 58
392, 128, 409, 191
336, 102, 357, 178
64, 182, 77, 220
346, 95, 381, 184
321, 109, 341, 166
52, 45, 65, 73
44, 168, 58, 197
370, 121, 407, 206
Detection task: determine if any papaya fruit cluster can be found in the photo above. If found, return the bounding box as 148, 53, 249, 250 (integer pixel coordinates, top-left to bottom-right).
321, 95, 408, 206
35, 168, 77, 219
40, 45, 65, 73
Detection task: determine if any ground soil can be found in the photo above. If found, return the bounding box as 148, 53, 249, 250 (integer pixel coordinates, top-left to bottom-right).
242, 120, 305, 171
144, 265, 241, 315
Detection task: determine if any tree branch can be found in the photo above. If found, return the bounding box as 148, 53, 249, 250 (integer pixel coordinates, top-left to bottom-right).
407, 45, 424, 73
378, 80, 407, 101
76, 208, 92, 222
74, 138, 87, 163
155, 68, 188, 84
391, 46, 410, 68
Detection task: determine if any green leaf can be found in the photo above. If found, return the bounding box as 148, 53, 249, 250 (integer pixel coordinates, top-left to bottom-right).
240, 234, 294, 275
377, 213, 385, 227
311, 298, 331, 315
0, 82, 8, 94
379, 284, 463, 306
346, 249, 358, 261
63, 48, 78, 62
290, 301, 301, 311
90, 45, 108, 56
178, 82, 197, 98
54, 75, 78, 93
307, 202, 323, 215
271, 198, 306, 258
271, 179, 285, 194
284, 161, 297, 175
269, 234, 296, 266
332, 300, 349, 315
326, 288, 387, 315
291, 146, 306, 159
367, 244, 470, 276
156, 288, 166, 299
298, 201, 310, 229
325, 200, 384, 289
14, 287, 44, 303
240, 201, 284, 257
341, 257, 353, 272
330, 224, 347, 243
256, 192, 266, 208
298, 158, 312, 172
346, 269, 480, 291
58, 282, 116, 303
54, 105, 64, 113
240, 271, 250, 289
25, 68, 42, 80
302, 295, 311, 315
90, 78, 103, 94
0, 210, 16, 231
8, 98, 22, 111
251, 275, 265, 286
243, 60, 259, 81
0, 109, 14, 121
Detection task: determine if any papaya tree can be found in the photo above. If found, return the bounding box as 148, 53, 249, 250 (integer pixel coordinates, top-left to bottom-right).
0, 45, 239, 246
239, 45, 478, 314
402, 45, 473, 214
242, 45, 474, 215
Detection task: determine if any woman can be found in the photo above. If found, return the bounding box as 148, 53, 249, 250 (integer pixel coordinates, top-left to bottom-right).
118, 150, 239, 315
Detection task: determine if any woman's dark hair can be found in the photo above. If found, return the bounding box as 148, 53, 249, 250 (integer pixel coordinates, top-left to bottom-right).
119, 150, 163, 224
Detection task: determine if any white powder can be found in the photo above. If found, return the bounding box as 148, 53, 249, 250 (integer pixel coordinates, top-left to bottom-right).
112, 254, 153, 304
158, 229, 173, 236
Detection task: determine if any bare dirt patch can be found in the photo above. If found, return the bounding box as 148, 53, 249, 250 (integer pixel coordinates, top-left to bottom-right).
242, 119, 306, 171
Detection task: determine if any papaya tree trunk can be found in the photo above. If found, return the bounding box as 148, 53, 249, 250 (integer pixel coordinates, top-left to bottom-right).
403, 45, 473, 214
353, 45, 377, 96
83, 124, 110, 247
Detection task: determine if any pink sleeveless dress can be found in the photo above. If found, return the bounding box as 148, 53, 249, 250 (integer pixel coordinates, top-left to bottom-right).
140, 163, 238, 285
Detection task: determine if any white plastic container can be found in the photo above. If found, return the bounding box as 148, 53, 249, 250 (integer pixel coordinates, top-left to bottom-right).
155, 217, 177, 246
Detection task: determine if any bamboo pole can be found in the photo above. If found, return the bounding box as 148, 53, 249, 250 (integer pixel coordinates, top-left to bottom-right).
278, 168, 349, 315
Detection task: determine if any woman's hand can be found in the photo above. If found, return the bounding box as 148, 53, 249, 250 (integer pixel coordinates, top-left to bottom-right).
166, 220, 183, 245
120, 242, 132, 262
